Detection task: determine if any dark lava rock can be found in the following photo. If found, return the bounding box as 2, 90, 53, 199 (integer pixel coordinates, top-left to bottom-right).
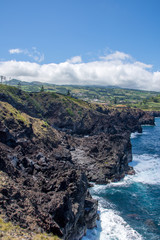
70, 132, 132, 184
0, 98, 156, 239
0, 119, 98, 240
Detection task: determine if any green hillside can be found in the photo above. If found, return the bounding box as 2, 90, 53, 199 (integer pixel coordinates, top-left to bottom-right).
0, 84, 96, 125
3, 80, 160, 111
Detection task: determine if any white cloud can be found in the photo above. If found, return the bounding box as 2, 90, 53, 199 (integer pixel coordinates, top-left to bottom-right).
100, 51, 131, 61
1, 51, 160, 91
67, 56, 82, 64
9, 48, 23, 54
8, 47, 44, 63
134, 61, 152, 69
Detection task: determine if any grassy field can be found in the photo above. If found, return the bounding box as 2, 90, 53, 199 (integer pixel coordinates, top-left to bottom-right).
130, 95, 160, 111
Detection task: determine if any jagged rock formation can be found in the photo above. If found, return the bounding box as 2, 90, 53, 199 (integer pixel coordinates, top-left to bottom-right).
69, 133, 132, 184
0, 102, 97, 240
67, 108, 155, 184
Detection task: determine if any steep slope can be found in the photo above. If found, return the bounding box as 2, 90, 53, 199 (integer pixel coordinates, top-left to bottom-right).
0, 101, 97, 240
0, 85, 155, 135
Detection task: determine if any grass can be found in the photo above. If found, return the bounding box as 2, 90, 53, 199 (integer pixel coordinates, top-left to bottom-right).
0, 100, 60, 147
0, 85, 44, 116
5, 81, 160, 108
0, 101, 30, 127
66, 108, 74, 116
0, 216, 60, 240
1, 84, 160, 128
0, 85, 93, 131
127, 95, 160, 111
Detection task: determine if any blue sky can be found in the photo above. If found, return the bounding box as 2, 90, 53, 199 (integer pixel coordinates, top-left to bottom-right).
1, 0, 160, 90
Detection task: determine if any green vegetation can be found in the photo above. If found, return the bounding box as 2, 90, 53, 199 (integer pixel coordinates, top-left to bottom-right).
0, 101, 30, 127
40, 85, 45, 92
0, 84, 44, 116
130, 94, 160, 111
4, 79, 160, 111
66, 108, 74, 116
0, 100, 60, 146
0, 84, 90, 122
2, 80, 160, 113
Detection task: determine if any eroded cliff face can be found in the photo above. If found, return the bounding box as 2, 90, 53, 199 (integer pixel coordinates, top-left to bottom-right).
0, 102, 97, 240
66, 108, 154, 184
0, 89, 156, 239
69, 133, 132, 184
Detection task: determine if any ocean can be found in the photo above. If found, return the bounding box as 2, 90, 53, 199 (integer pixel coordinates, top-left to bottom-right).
82, 118, 160, 240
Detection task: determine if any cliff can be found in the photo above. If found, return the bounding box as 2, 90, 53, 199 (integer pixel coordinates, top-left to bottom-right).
0, 85, 156, 239
0, 101, 97, 240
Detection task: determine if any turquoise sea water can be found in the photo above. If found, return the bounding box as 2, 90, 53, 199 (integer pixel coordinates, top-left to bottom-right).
83, 118, 160, 240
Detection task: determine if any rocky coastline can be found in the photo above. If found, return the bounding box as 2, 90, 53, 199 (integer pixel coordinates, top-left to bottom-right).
0, 88, 159, 239
67, 108, 156, 184
0, 103, 97, 240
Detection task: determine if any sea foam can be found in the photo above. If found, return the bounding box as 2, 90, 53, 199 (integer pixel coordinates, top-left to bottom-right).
129, 154, 160, 185
83, 119, 160, 239
83, 198, 143, 240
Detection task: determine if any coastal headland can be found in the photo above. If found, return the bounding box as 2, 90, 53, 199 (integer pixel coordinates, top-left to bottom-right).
0, 85, 159, 239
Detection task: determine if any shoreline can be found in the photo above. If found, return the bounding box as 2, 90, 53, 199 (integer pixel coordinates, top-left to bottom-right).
0, 89, 159, 240
83, 118, 160, 239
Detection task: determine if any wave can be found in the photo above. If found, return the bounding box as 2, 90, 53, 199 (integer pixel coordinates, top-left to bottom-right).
130, 132, 142, 139
129, 154, 160, 185
83, 153, 160, 240
92, 153, 160, 188
83, 198, 143, 240
83, 120, 160, 240
130, 131, 150, 139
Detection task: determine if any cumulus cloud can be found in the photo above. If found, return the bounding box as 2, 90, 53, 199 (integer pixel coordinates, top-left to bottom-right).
8, 47, 44, 63
1, 51, 160, 91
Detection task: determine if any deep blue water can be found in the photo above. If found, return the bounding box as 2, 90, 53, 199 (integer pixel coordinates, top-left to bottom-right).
83, 118, 160, 240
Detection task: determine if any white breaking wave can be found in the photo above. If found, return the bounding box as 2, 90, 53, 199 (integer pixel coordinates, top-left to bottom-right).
111, 153, 160, 186
129, 154, 160, 185
83, 120, 160, 240
130, 131, 149, 139
83, 198, 143, 240
82, 153, 160, 240
130, 132, 142, 139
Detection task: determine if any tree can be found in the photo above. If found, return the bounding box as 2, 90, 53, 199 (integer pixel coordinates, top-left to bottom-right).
40, 85, 44, 92
114, 97, 117, 104
67, 90, 71, 96
0, 76, 4, 84
143, 99, 147, 105
153, 97, 158, 103
17, 82, 21, 90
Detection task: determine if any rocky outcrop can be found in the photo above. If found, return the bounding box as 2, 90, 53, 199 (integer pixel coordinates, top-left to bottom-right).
46, 106, 155, 136
0, 104, 98, 240
66, 108, 154, 184
69, 133, 132, 184
146, 111, 160, 118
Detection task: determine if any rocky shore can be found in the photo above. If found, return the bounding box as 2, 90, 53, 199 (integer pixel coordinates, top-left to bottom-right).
0, 87, 158, 239
67, 108, 155, 184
